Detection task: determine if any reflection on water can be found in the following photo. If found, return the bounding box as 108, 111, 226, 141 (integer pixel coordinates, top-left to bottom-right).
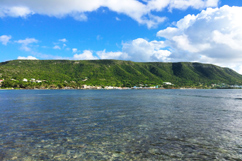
0, 89, 242, 160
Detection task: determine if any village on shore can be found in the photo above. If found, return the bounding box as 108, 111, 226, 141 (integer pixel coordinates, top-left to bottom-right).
1, 77, 242, 90
0, 77, 173, 90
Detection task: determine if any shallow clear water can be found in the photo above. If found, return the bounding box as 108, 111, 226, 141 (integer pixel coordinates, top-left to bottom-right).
0, 89, 242, 160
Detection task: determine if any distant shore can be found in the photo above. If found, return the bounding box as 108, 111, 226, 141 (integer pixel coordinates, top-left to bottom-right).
1, 87, 240, 90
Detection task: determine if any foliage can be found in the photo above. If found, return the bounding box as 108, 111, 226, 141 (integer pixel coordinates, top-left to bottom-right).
0, 60, 242, 89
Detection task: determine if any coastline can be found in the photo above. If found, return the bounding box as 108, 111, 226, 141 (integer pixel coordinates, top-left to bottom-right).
1, 87, 240, 90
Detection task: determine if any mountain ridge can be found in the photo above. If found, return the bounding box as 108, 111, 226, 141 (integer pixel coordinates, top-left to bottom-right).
0, 59, 242, 88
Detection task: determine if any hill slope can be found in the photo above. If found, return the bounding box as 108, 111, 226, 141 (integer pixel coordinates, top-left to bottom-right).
0, 60, 242, 88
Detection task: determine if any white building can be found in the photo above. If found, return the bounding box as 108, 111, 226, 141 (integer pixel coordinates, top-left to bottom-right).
30, 78, 36, 82
163, 82, 173, 85
105, 86, 114, 89
23, 78, 28, 82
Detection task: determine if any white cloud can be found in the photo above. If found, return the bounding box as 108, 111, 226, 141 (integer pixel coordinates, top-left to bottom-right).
15, 38, 38, 51
0, 6, 33, 17
212, 30, 242, 51
97, 50, 129, 60
73, 50, 98, 60
0, 35, 12, 45
168, 0, 219, 11
115, 17, 121, 21
95, 38, 171, 62
72, 48, 78, 53
147, 0, 170, 11
53, 45, 61, 50
17, 56, 38, 60
122, 38, 171, 62
52, 39, 67, 50
171, 34, 211, 53
71, 12, 87, 21
71, 38, 171, 62
59, 38, 67, 42
0, 0, 218, 28
157, 5, 242, 74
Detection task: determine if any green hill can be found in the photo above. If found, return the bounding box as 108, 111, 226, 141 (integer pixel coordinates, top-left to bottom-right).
0, 59, 242, 88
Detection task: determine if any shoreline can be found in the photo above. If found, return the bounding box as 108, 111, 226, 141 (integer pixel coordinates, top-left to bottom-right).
1, 88, 241, 90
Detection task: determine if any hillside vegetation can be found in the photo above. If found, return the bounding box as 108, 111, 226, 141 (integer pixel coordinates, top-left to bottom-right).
0, 60, 242, 89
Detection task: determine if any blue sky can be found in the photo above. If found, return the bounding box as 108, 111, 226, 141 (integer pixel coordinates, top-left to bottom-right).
1, 0, 242, 73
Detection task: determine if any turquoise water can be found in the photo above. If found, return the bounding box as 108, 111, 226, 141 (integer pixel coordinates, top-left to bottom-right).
0, 89, 242, 160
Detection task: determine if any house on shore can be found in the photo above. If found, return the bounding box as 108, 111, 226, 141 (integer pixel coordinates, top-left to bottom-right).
163, 82, 173, 85
23, 78, 28, 82
104, 86, 114, 89
31, 78, 36, 82
82, 85, 102, 89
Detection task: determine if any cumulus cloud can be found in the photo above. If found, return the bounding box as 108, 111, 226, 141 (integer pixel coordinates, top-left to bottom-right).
73, 50, 98, 60
0, 6, 33, 17
0, 35, 12, 45
167, 0, 219, 11
17, 56, 38, 60
122, 38, 171, 62
146, 0, 218, 12
15, 38, 38, 51
72, 48, 78, 53
97, 50, 129, 60
94, 38, 171, 62
0, 0, 218, 28
157, 5, 242, 73
71, 13, 87, 21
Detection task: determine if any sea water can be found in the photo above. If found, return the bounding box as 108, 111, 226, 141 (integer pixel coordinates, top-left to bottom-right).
0, 89, 242, 160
